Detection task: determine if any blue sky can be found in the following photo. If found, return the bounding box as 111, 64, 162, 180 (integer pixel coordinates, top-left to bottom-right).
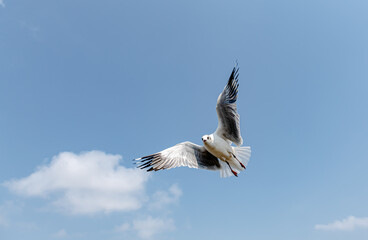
1, 0, 368, 239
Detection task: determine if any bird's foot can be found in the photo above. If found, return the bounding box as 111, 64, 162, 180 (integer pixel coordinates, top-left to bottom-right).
226, 161, 239, 177
232, 153, 246, 169
239, 161, 246, 169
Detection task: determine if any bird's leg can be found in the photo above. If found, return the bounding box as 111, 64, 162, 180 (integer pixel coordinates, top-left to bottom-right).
226, 161, 238, 177
232, 153, 246, 169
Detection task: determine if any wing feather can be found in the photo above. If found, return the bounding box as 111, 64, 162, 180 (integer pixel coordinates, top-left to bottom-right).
135, 142, 221, 172
215, 67, 243, 146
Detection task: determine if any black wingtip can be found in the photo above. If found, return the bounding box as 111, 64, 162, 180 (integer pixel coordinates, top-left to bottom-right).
225, 64, 240, 104
235, 59, 239, 68
134, 153, 162, 172
229, 63, 239, 83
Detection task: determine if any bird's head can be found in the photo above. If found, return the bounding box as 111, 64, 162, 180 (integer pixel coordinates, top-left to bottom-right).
202, 134, 213, 144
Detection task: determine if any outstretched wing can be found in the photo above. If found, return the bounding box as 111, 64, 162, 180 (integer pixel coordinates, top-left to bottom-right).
135, 142, 221, 172
215, 67, 243, 146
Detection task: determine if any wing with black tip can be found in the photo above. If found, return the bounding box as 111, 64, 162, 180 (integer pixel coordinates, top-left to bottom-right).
215, 67, 243, 146
135, 142, 221, 172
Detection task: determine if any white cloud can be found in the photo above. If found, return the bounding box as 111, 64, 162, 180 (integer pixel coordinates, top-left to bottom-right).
149, 184, 182, 210
4, 151, 149, 214
0, 0, 5, 8
53, 229, 67, 238
132, 216, 175, 239
315, 216, 368, 231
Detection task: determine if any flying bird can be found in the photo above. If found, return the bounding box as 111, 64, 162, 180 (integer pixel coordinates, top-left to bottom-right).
135, 66, 251, 177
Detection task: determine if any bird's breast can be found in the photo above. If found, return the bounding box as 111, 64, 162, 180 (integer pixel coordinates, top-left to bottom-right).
204, 138, 232, 161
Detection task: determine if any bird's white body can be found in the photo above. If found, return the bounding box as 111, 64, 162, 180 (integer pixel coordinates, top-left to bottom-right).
203, 133, 232, 161
202, 133, 249, 177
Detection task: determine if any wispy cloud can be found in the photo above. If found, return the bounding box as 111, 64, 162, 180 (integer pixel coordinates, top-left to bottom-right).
19, 21, 41, 40
115, 222, 131, 232
132, 216, 175, 239
0, 0, 5, 8
4, 151, 149, 215
53, 229, 67, 238
315, 216, 368, 231
0, 201, 24, 228
149, 184, 182, 210
115, 184, 182, 238
0, 214, 8, 227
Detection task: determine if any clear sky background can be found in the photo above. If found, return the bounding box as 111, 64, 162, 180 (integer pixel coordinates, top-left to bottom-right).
1, 0, 368, 239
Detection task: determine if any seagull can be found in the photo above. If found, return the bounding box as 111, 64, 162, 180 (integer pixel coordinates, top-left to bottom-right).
135, 66, 251, 177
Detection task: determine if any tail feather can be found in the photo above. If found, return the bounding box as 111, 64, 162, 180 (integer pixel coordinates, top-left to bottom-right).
219, 161, 235, 178
233, 146, 251, 168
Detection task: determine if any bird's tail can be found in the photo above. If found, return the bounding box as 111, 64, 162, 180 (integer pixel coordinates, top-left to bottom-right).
219, 146, 251, 178
233, 146, 251, 169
